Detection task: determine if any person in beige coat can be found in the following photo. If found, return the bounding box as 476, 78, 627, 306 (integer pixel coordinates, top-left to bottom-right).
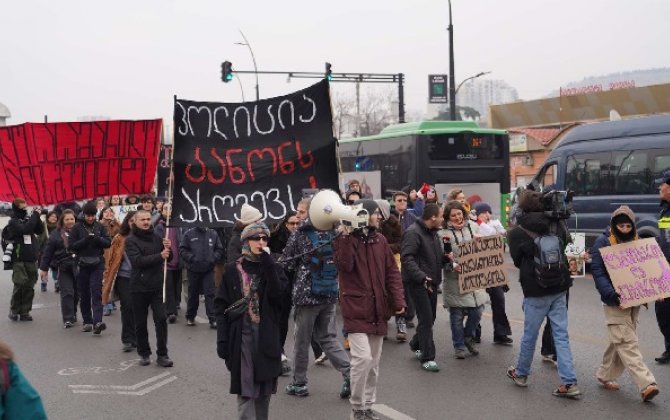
102, 211, 137, 352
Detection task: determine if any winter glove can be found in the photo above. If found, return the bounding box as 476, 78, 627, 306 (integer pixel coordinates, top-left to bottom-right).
502, 284, 510, 293
260, 250, 274, 268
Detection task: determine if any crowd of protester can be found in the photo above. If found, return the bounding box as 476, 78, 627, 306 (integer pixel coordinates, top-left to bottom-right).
3, 172, 670, 419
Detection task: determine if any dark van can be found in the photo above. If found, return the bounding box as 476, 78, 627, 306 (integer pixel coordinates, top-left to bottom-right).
531, 114, 670, 248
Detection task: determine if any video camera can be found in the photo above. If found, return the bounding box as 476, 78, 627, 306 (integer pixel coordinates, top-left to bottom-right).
541, 190, 574, 220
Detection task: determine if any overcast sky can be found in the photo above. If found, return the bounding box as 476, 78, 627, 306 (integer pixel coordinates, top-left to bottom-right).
1, 0, 668, 126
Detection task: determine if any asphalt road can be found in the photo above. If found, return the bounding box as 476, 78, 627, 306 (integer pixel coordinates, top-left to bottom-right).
1, 245, 669, 419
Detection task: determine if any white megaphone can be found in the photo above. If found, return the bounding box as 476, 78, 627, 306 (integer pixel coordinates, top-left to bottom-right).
308, 189, 369, 231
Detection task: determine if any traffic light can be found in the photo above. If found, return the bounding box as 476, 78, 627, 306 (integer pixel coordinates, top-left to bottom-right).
221, 61, 233, 83
325, 62, 332, 81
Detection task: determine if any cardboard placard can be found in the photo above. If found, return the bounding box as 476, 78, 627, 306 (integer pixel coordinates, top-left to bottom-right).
600, 237, 670, 308
458, 235, 508, 293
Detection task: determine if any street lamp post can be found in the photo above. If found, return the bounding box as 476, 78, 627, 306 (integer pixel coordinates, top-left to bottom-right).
235, 30, 260, 101
448, 0, 456, 121
455, 71, 491, 96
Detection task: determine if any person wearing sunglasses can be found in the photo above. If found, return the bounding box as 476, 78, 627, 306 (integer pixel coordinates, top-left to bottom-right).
333, 199, 405, 420
215, 222, 286, 420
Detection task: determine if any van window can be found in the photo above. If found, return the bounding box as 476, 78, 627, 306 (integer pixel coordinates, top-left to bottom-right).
653, 152, 670, 175
613, 150, 651, 194
536, 162, 558, 191
566, 153, 612, 195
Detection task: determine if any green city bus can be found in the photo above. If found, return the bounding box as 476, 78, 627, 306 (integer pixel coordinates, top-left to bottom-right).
338, 120, 511, 225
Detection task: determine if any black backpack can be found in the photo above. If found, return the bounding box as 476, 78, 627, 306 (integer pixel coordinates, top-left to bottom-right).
521, 225, 567, 288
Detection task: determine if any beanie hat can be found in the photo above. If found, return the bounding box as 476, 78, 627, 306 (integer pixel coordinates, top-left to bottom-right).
354, 199, 379, 216
240, 222, 270, 242
345, 190, 362, 202
474, 202, 492, 215
82, 201, 98, 216
235, 203, 263, 225
375, 199, 391, 220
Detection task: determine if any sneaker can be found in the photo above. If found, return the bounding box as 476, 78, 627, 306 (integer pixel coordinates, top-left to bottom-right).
506, 366, 528, 387
597, 378, 620, 391
655, 351, 670, 364
421, 361, 440, 372
82, 324, 93, 332
93, 322, 106, 335
103, 307, 112, 316
473, 336, 481, 344
364, 409, 380, 420
139, 356, 151, 366
343, 338, 350, 351
281, 359, 292, 376
415, 350, 423, 360
494, 335, 513, 345
350, 409, 367, 420
552, 384, 581, 398
454, 348, 467, 359
285, 382, 309, 397
168, 314, 177, 324
406, 320, 415, 329
464, 337, 479, 356
315, 353, 328, 365
396, 322, 407, 342
542, 354, 558, 365
186, 318, 196, 326
156, 356, 174, 367
209, 320, 217, 329
641, 383, 659, 402
8, 311, 18, 321
41, 282, 47, 292
340, 377, 351, 399
54, 281, 60, 293
19, 314, 33, 321
63, 321, 73, 329
122, 343, 135, 353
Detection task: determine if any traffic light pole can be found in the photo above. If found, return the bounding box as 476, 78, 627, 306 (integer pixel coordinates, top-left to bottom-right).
230, 69, 406, 123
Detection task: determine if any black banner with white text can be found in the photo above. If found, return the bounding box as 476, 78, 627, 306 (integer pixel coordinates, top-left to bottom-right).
170, 80, 338, 227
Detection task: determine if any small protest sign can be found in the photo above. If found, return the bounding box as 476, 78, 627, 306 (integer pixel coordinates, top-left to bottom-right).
565, 232, 586, 278
600, 237, 670, 308
457, 235, 508, 294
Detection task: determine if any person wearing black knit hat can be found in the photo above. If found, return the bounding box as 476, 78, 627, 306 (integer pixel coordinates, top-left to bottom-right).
68, 201, 111, 334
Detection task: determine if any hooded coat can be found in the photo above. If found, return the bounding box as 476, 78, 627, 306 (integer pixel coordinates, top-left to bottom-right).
333, 228, 405, 335
401, 219, 448, 288
590, 206, 638, 306
507, 212, 572, 297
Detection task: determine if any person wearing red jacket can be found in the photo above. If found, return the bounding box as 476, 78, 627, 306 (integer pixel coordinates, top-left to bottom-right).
333, 199, 405, 420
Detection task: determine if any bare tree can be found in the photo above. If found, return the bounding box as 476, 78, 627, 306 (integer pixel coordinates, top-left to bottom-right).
331, 87, 397, 138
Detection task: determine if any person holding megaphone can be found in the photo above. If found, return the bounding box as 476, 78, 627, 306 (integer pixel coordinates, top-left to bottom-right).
333, 199, 405, 420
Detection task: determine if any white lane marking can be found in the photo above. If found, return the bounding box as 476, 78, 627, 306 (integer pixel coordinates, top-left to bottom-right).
70, 374, 177, 396
69, 371, 172, 390
372, 404, 416, 420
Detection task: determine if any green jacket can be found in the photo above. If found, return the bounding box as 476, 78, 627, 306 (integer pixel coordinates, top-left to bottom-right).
0, 361, 47, 420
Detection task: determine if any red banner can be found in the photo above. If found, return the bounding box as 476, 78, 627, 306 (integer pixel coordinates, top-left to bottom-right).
0, 120, 162, 205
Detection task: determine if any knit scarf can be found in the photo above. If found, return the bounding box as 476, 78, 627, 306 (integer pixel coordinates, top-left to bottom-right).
236, 259, 260, 324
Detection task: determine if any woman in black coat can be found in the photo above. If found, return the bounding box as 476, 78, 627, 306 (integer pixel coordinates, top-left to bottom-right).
215, 222, 285, 420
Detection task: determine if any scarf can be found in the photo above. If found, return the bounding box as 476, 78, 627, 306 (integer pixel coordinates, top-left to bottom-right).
236, 259, 260, 324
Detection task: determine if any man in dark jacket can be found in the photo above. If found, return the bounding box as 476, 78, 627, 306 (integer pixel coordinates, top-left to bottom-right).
334, 199, 405, 420
125, 209, 173, 367
69, 201, 111, 334
655, 170, 670, 364
506, 189, 580, 398
180, 226, 224, 328
590, 205, 659, 401
401, 203, 447, 371
5, 198, 44, 321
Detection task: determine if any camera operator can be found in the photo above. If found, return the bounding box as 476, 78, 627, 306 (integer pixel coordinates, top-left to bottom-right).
5, 198, 44, 322
506, 189, 580, 398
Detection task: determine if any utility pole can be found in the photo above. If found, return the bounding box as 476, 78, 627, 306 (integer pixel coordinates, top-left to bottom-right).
448, 0, 456, 121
